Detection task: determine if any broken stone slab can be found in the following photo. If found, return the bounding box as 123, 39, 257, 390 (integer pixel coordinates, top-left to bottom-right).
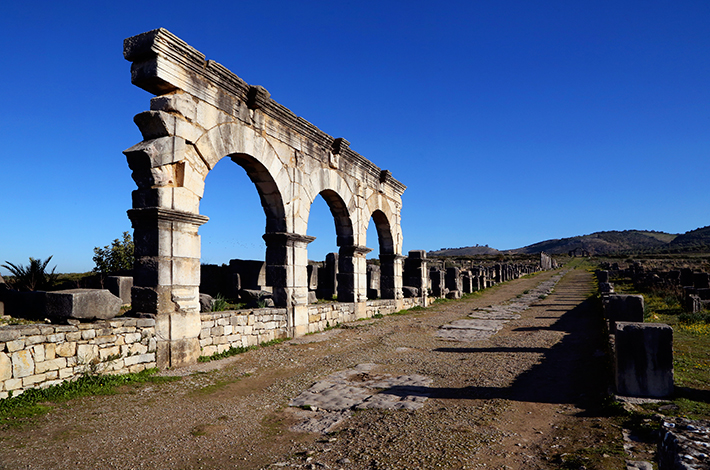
239, 289, 274, 307
44, 289, 122, 321
402, 286, 419, 298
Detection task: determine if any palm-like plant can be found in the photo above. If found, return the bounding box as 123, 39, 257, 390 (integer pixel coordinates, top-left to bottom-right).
1, 256, 58, 291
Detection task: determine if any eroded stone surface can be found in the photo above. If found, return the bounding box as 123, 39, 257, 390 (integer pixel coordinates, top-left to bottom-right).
289, 363, 433, 432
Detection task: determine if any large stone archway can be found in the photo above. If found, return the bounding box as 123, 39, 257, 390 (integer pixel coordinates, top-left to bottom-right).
123, 29, 407, 368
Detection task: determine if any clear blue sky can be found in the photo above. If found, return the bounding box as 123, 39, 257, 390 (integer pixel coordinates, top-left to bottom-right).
2, 1, 709, 275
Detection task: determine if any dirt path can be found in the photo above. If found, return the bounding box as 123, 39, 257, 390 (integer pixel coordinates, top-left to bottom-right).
0, 267, 625, 470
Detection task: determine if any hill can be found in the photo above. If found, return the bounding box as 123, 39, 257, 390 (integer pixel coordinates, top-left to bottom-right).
506, 230, 679, 255
667, 226, 710, 252
428, 245, 500, 257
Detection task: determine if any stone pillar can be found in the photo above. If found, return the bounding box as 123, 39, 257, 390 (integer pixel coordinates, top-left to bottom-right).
128, 207, 208, 369
615, 322, 674, 398
430, 269, 446, 298
403, 250, 428, 302
263, 232, 315, 336
338, 245, 371, 304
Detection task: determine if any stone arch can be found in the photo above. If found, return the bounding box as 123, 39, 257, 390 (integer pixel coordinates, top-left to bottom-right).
195, 123, 297, 306
364, 204, 399, 299
124, 28, 407, 367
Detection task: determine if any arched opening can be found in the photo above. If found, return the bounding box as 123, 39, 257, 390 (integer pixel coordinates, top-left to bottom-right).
306, 190, 355, 302
198, 153, 287, 307
365, 209, 396, 299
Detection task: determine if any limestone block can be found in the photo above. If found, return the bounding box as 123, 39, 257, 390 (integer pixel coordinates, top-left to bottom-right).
124, 136, 187, 168
615, 322, 673, 398
77, 344, 99, 364
124, 353, 155, 366
66, 331, 82, 342
22, 373, 46, 387
170, 311, 201, 340
56, 342, 76, 358
604, 295, 644, 332
46, 333, 65, 343
0, 352, 11, 381
96, 335, 118, 345
35, 358, 67, 374
12, 350, 34, 378
150, 93, 198, 121
25, 335, 46, 346
59, 368, 74, 379
44, 343, 56, 360
81, 329, 96, 340
130, 343, 148, 356
32, 345, 45, 363
4, 378, 22, 391
124, 333, 142, 344
99, 346, 121, 361
201, 345, 217, 357
44, 289, 122, 321
136, 318, 156, 328
0, 329, 20, 342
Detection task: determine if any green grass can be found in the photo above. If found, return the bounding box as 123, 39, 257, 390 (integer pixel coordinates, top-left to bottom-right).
198, 337, 290, 363
0, 368, 180, 427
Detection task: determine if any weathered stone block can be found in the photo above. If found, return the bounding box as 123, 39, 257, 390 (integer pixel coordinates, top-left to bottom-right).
12, 350, 34, 378
615, 322, 673, 398
6, 340, 24, 353
0, 352, 11, 381
106, 276, 133, 305
44, 289, 122, 321
77, 344, 99, 364
35, 358, 67, 374
604, 294, 644, 332
22, 373, 46, 387
56, 342, 76, 358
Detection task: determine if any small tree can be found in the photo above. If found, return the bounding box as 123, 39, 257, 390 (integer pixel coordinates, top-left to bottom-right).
2, 256, 58, 291
93, 231, 135, 275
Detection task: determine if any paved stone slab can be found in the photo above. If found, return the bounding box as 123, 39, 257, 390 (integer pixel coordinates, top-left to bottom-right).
289, 364, 434, 433
437, 272, 565, 342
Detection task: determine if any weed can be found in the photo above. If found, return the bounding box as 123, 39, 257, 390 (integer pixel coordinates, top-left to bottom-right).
212, 294, 229, 312
198, 337, 290, 363
0, 368, 180, 427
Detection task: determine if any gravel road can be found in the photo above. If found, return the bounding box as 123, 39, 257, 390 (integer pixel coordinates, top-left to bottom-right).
0, 267, 625, 470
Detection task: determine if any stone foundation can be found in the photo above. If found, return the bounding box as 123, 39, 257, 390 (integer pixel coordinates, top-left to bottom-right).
0, 297, 425, 398
0, 318, 157, 399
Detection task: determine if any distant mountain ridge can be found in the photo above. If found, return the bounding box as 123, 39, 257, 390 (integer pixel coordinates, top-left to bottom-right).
428, 226, 710, 257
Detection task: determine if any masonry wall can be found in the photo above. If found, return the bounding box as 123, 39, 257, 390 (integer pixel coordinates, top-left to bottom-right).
0, 297, 426, 398
198, 308, 289, 357
306, 297, 425, 333
0, 318, 157, 399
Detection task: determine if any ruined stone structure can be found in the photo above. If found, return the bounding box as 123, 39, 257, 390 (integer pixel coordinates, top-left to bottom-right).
123, 29, 406, 368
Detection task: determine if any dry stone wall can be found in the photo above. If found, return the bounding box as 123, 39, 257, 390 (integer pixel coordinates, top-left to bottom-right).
0, 318, 157, 399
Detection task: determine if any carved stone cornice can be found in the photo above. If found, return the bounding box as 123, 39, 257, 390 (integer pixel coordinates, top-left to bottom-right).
263, 232, 316, 247
123, 28, 407, 197
127, 207, 210, 226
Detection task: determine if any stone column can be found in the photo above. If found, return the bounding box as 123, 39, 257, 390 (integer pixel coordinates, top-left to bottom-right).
338, 245, 371, 304
128, 207, 208, 369
263, 232, 315, 337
